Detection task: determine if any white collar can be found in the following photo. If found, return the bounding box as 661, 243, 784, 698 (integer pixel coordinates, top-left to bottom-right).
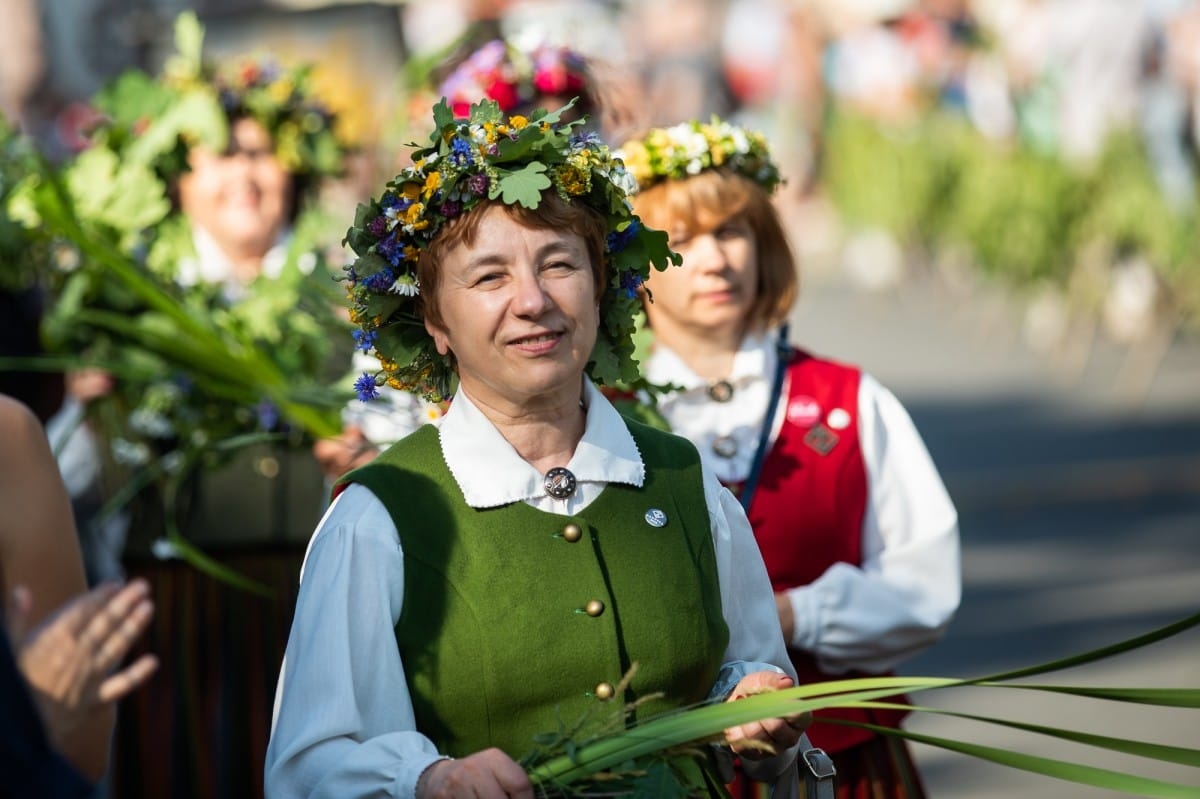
437, 380, 645, 509
645, 330, 776, 392
176, 224, 292, 289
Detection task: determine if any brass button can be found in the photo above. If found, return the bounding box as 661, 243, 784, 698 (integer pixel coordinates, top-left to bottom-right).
585, 599, 605, 617
562, 523, 583, 543
255, 456, 280, 479
594, 681, 615, 701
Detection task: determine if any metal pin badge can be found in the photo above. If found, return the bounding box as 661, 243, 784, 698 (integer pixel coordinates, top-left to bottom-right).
543, 467, 577, 499
711, 435, 738, 459
827, 408, 851, 430
706, 379, 735, 403
803, 423, 839, 456
644, 508, 668, 528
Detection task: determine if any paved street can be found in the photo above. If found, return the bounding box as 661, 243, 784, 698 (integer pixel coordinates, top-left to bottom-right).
788, 261, 1200, 798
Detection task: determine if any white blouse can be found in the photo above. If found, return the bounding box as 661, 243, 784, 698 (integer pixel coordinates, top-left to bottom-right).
266, 380, 798, 798
645, 332, 961, 676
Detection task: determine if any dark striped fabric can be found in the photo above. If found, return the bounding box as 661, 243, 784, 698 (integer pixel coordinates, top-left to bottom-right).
110, 546, 304, 799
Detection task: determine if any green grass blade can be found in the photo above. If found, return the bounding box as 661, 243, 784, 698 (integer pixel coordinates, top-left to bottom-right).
975, 685, 1200, 709
158, 532, 272, 598
831, 700, 1200, 766
973, 610, 1200, 683
529, 679, 961, 785
830, 719, 1200, 799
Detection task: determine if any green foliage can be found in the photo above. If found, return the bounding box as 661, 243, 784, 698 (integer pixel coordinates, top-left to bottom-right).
2, 111, 349, 592
822, 107, 1200, 322
492, 162, 552, 208
0, 118, 52, 292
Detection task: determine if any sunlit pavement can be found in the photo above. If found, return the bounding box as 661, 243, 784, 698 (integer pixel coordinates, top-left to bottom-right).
789, 263, 1200, 798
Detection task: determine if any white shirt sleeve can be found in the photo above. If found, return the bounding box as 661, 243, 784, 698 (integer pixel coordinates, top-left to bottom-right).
786, 373, 961, 674
43, 395, 102, 498
705, 469, 801, 783
265, 484, 444, 799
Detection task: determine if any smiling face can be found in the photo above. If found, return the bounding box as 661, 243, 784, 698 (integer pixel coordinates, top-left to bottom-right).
177, 116, 294, 264
423, 203, 602, 413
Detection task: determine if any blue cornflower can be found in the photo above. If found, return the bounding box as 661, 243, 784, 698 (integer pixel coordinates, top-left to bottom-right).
363, 268, 395, 292
450, 137, 475, 166
257, 400, 280, 431
352, 329, 377, 353
607, 219, 642, 253
571, 131, 603, 148
376, 234, 405, 267
619, 270, 644, 299
354, 372, 380, 402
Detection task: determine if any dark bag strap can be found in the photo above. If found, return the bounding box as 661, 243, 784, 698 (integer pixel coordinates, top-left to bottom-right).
739, 324, 792, 511
798, 733, 837, 799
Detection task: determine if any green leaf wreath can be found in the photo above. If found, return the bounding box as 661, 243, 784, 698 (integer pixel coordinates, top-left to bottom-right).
341, 97, 681, 403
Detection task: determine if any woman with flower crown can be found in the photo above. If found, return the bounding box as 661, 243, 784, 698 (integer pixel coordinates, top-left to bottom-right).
618, 120, 961, 799
36, 14, 358, 798
266, 99, 810, 798
312, 34, 649, 485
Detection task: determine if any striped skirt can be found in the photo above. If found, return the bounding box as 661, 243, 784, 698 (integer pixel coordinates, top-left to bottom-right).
110, 546, 305, 799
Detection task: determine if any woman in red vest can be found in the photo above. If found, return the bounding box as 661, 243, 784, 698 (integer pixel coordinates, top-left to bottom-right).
620, 119, 961, 798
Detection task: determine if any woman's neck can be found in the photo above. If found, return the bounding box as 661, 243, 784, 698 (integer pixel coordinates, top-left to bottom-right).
193, 224, 277, 285
652, 320, 745, 381
466, 386, 587, 474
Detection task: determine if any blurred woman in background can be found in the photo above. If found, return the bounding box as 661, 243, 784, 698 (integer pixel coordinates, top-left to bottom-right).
621, 118, 960, 799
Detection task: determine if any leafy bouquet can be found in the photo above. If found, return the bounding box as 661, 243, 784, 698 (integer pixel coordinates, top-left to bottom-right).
2, 15, 352, 587
520, 612, 1200, 798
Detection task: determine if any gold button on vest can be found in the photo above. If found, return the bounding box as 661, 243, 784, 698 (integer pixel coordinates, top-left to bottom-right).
562, 523, 583, 542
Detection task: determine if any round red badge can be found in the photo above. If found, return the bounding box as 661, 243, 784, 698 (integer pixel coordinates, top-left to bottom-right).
787, 396, 822, 427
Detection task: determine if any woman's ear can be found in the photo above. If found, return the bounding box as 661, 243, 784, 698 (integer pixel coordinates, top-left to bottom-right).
424, 318, 452, 357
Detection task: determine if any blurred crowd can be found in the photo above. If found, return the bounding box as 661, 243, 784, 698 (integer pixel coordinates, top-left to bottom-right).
0, 2, 1196, 797
4, 0, 1200, 208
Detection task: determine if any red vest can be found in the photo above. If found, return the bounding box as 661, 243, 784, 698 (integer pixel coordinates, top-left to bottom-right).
739, 349, 908, 754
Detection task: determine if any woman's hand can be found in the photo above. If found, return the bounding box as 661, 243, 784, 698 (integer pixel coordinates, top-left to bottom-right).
65, 368, 115, 404
312, 425, 378, 482
416, 748, 534, 799
723, 670, 809, 761
9, 579, 158, 756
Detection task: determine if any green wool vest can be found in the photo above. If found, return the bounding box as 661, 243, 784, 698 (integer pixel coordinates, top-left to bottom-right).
340, 419, 730, 761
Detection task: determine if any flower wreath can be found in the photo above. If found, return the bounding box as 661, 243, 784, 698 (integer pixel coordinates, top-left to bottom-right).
90, 12, 348, 185
617, 118, 783, 194
438, 38, 592, 119
342, 98, 681, 402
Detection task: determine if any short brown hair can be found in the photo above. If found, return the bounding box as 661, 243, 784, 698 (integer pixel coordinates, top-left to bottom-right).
632, 169, 797, 331
417, 190, 610, 333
